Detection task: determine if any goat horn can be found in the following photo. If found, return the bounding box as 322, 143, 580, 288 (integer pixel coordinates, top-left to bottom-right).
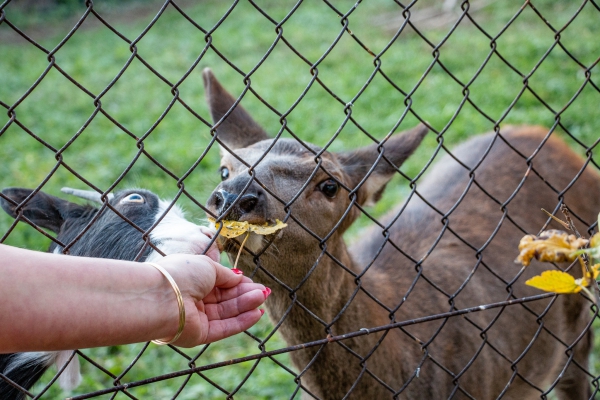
61, 187, 114, 203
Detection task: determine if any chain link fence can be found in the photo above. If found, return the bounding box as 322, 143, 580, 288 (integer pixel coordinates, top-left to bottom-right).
1, 0, 600, 398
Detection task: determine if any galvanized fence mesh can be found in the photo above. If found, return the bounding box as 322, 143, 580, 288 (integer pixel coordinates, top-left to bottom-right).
1, 0, 600, 398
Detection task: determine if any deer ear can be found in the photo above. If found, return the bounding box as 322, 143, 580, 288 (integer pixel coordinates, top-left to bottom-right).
202, 68, 270, 150
0, 188, 94, 233
337, 124, 429, 206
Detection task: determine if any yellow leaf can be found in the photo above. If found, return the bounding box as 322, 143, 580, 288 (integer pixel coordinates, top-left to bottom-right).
525, 270, 583, 294
590, 232, 600, 249
572, 232, 600, 261
208, 218, 287, 239
248, 220, 288, 235
210, 219, 249, 238
591, 263, 600, 280
516, 230, 589, 267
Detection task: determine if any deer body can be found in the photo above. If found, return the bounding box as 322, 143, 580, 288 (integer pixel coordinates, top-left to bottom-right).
203, 68, 597, 399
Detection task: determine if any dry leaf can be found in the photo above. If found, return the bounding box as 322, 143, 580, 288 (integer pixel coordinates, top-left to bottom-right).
209, 219, 249, 239
208, 217, 288, 239
249, 220, 289, 235
525, 270, 583, 294
521, 213, 600, 298
516, 230, 589, 267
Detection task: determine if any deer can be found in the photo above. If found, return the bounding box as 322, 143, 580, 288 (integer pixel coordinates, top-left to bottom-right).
202, 68, 599, 399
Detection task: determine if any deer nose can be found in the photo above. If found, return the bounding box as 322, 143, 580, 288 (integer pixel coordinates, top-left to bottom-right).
208, 190, 260, 221
238, 194, 258, 214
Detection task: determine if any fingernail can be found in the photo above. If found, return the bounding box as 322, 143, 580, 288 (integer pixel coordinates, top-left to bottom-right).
262, 287, 271, 299
232, 268, 243, 275
260, 309, 265, 316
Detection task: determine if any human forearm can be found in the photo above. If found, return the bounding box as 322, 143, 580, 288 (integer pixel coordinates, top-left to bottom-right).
0, 244, 177, 352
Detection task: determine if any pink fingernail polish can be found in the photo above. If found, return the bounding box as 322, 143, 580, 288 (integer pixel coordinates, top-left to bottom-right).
232, 268, 243, 275
262, 287, 271, 299
260, 309, 265, 316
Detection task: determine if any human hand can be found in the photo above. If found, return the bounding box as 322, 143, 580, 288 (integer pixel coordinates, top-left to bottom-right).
153, 254, 268, 347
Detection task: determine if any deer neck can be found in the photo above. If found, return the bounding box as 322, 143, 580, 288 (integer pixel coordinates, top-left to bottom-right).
249, 232, 375, 341
242, 232, 392, 398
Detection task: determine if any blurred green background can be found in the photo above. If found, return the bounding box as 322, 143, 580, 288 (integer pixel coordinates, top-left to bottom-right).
1, 0, 599, 398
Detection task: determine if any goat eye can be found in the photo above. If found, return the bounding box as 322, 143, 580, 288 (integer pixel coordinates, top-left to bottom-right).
318, 179, 339, 198
121, 193, 145, 204
220, 167, 230, 181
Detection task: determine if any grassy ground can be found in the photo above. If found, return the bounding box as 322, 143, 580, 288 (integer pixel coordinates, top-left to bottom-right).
1, 0, 599, 398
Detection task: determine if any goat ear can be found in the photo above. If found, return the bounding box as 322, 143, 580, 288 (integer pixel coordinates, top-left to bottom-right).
337, 124, 429, 206
202, 68, 270, 150
0, 188, 93, 233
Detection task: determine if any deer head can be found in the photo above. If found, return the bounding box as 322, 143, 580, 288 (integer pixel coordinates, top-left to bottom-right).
203, 69, 427, 284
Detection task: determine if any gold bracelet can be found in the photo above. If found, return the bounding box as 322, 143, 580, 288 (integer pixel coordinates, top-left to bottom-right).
146, 262, 186, 345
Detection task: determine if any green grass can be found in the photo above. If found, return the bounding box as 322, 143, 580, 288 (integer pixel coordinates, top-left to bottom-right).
1, 0, 599, 398
44, 318, 298, 399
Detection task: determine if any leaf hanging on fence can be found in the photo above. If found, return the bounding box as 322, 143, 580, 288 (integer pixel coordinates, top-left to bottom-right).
591, 232, 600, 248
574, 232, 600, 260
525, 270, 583, 294
591, 264, 600, 280
516, 229, 589, 267
567, 213, 600, 260
208, 217, 288, 239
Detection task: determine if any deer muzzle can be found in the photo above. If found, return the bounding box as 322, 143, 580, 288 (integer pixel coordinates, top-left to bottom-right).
207, 186, 267, 224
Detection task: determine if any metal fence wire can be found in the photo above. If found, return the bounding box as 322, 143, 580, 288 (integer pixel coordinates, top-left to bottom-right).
1, 0, 600, 398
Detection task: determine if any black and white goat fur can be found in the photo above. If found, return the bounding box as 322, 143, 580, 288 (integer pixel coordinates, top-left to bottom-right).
0, 187, 219, 400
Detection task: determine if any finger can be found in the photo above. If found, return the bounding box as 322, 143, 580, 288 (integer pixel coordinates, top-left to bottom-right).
203, 282, 266, 304
204, 309, 264, 343
205, 288, 266, 320
209, 260, 244, 289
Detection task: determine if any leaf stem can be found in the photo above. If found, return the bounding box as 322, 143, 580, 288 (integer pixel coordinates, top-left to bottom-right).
541, 208, 570, 230
234, 232, 250, 269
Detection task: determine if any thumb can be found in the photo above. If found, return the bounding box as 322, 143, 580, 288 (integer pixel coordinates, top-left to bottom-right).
209, 259, 244, 289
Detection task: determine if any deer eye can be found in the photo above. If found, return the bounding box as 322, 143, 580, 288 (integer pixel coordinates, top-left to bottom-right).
120, 193, 145, 204
220, 167, 230, 181
318, 179, 339, 198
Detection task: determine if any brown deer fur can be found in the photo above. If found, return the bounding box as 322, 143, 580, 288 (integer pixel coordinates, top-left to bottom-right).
203, 68, 599, 399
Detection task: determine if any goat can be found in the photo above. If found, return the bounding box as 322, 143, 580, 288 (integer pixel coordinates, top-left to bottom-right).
0, 187, 219, 400
203, 68, 600, 399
